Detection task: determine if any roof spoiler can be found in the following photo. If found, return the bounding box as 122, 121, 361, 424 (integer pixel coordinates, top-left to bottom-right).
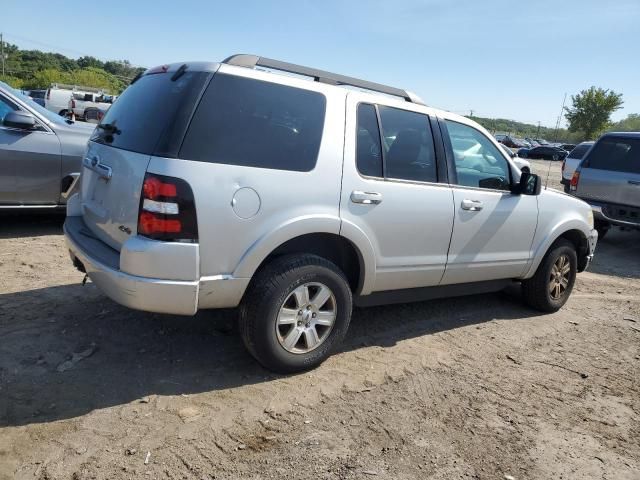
223, 54, 425, 106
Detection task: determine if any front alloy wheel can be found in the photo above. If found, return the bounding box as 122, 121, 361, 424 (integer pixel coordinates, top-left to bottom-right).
549, 254, 571, 300
522, 238, 577, 312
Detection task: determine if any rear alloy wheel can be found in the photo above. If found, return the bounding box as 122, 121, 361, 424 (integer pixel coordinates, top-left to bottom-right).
239, 254, 352, 373
522, 238, 577, 312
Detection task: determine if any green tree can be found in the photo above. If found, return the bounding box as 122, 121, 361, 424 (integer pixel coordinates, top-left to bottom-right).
611, 113, 640, 132
77, 56, 104, 70
0, 75, 25, 89
564, 87, 623, 140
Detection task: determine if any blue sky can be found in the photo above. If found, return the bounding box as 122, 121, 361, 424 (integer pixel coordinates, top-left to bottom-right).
2, 0, 638, 127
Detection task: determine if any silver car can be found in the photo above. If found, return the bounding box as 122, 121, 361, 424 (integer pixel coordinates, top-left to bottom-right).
569, 132, 640, 238
64, 55, 597, 372
0, 82, 95, 209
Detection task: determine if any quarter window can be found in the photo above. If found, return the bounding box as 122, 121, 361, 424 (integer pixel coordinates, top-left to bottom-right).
180, 74, 326, 172
446, 120, 511, 190
356, 104, 383, 177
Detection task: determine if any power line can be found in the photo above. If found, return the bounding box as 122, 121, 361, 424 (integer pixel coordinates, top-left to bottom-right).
1, 32, 146, 69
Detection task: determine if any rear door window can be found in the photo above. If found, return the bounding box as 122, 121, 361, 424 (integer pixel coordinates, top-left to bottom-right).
179, 74, 326, 172
91, 70, 211, 157
378, 106, 437, 183
587, 137, 640, 174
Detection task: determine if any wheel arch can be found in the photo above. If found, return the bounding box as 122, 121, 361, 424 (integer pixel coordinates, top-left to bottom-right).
524, 223, 590, 278
232, 216, 376, 295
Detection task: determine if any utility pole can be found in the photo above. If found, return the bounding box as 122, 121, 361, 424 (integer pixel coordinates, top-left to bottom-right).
469, 109, 474, 118
536, 121, 541, 139
1, 33, 5, 77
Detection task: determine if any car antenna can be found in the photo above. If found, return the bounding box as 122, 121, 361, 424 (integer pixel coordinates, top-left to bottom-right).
544, 156, 553, 190
545, 93, 568, 190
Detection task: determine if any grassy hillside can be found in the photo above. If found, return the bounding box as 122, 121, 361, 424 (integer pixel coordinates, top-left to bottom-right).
0, 42, 144, 94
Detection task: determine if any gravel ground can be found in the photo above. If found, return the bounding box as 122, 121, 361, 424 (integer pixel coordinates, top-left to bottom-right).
1, 160, 639, 479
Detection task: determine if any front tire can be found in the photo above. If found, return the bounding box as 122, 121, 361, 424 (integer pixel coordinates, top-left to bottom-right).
595, 220, 610, 240
239, 254, 353, 373
522, 239, 577, 312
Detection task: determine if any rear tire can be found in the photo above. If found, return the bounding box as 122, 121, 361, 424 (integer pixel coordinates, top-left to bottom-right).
522, 239, 577, 312
239, 254, 353, 373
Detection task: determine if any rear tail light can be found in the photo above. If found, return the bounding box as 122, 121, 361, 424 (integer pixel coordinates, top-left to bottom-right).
570, 170, 580, 192
137, 173, 198, 242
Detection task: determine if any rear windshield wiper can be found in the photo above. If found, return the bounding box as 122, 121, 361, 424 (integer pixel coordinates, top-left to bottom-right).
171, 64, 188, 81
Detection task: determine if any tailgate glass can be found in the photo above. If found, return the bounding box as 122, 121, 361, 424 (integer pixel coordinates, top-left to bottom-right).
81, 68, 211, 250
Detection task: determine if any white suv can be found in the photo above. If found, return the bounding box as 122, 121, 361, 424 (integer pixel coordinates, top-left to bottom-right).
64, 55, 598, 372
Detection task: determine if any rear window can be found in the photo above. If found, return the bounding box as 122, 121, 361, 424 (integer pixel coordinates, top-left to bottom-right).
179, 74, 326, 172
567, 143, 591, 159
91, 70, 211, 156
586, 137, 640, 174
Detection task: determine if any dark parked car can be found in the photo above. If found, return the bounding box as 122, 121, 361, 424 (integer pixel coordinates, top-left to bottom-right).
518, 145, 568, 161
497, 135, 526, 148
0, 81, 95, 210
560, 143, 577, 152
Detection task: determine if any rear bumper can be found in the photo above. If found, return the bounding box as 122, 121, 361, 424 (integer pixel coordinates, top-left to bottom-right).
64, 216, 249, 315
584, 200, 640, 229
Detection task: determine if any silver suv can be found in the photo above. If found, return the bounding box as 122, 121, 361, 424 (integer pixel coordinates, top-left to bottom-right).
64, 55, 598, 372
569, 132, 640, 239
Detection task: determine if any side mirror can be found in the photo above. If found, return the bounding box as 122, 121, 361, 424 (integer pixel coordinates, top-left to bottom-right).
4, 111, 36, 130
509, 150, 516, 158
512, 171, 542, 196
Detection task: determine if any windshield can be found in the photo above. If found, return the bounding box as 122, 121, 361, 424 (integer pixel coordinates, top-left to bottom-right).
0, 81, 68, 126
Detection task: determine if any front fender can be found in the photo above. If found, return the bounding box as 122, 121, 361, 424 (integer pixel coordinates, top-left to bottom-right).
523, 218, 590, 279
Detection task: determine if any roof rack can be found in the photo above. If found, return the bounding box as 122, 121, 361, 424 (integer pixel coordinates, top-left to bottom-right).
223, 54, 425, 105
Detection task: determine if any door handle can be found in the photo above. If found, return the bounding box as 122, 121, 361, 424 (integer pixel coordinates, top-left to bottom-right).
461, 199, 483, 211
351, 190, 383, 205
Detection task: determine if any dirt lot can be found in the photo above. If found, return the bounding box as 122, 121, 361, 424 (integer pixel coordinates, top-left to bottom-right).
1, 161, 639, 480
